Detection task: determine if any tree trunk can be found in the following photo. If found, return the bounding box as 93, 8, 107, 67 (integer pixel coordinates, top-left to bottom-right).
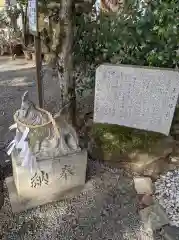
48, 16, 53, 40
11, 16, 18, 33
20, 5, 25, 44
58, 0, 76, 126
24, 4, 28, 46
20, 3, 28, 46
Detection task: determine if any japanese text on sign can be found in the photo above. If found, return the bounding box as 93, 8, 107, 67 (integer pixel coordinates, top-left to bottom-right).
94, 64, 179, 135
28, 0, 37, 34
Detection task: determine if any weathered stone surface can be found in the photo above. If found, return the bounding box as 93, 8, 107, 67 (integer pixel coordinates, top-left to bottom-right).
94, 64, 179, 135
131, 136, 173, 163
89, 122, 174, 165
144, 162, 177, 181
141, 194, 153, 207
130, 153, 160, 173
148, 136, 174, 156
133, 177, 153, 194
170, 156, 179, 163
170, 142, 179, 161
140, 203, 169, 231
161, 225, 179, 240
7, 150, 87, 212
6, 176, 84, 213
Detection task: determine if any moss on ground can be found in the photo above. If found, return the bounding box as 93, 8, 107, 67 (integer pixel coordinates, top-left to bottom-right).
91, 123, 165, 155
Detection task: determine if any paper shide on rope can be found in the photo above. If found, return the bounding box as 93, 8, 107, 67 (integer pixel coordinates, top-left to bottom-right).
7, 125, 37, 173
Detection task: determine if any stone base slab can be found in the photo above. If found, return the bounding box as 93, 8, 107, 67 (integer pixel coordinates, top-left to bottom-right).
6, 150, 87, 213
12, 150, 87, 199
6, 176, 84, 213
139, 203, 169, 231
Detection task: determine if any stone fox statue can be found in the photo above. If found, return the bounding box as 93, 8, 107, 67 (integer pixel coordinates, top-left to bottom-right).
16, 91, 80, 159
18, 91, 49, 125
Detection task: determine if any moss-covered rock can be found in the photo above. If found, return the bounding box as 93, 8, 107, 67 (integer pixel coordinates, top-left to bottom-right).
89, 123, 174, 164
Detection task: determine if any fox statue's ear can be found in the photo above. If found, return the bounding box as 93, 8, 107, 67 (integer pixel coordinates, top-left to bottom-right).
54, 101, 72, 122
22, 91, 29, 102
60, 101, 71, 116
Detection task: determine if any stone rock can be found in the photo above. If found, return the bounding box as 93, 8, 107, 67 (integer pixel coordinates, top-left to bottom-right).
161, 225, 179, 240
130, 153, 158, 173
130, 137, 174, 172
139, 203, 169, 231
89, 127, 174, 174
140, 194, 153, 207
170, 143, 179, 162
143, 160, 177, 181
94, 64, 179, 135
6, 150, 87, 213
15, 91, 81, 160
133, 177, 153, 194
170, 156, 179, 163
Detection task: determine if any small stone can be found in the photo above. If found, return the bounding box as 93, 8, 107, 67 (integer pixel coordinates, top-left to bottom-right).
139, 203, 169, 231
141, 194, 153, 206
133, 177, 153, 194
170, 157, 179, 163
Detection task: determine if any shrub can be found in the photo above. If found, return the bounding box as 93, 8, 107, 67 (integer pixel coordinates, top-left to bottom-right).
74, 1, 179, 155
74, 0, 179, 92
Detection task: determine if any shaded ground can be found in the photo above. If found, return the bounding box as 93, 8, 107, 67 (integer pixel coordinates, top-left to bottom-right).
0, 58, 36, 144
0, 57, 161, 239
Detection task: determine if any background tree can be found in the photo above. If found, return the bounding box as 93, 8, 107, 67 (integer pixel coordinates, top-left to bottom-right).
0, 10, 9, 29
39, 0, 96, 125
17, 0, 28, 46
5, 5, 21, 33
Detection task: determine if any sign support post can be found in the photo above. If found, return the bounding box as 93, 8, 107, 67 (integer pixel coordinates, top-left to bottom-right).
35, 33, 43, 108
28, 0, 44, 108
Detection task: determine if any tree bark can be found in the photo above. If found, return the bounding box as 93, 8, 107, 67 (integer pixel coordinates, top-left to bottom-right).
24, 3, 28, 46
20, 3, 28, 46
44, 0, 95, 125
59, 0, 76, 126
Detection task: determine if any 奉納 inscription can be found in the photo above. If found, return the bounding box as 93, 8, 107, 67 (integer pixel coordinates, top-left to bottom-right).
94, 64, 179, 135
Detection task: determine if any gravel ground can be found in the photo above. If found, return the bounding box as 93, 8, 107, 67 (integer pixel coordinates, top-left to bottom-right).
0, 57, 161, 240
1, 159, 156, 240
155, 169, 179, 227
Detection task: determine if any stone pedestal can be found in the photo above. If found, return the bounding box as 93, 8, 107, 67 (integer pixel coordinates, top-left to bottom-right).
23, 51, 32, 60
31, 52, 36, 62
6, 150, 87, 213
139, 203, 169, 231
